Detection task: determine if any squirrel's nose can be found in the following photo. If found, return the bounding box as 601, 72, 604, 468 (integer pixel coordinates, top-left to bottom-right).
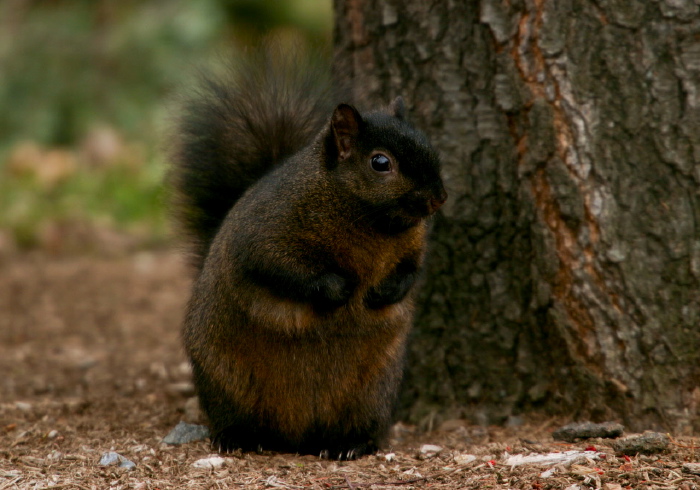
428, 186, 447, 214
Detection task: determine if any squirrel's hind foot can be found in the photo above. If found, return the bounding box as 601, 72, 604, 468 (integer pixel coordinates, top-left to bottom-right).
318, 442, 378, 461
210, 426, 266, 454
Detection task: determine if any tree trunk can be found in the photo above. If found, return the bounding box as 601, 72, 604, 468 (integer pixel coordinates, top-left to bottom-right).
334, 0, 700, 434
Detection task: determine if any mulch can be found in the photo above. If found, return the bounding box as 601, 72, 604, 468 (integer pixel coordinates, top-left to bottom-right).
1, 251, 698, 489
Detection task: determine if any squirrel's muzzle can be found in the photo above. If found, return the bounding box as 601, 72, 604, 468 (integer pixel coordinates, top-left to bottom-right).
428, 185, 448, 214
400, 184, 447, 218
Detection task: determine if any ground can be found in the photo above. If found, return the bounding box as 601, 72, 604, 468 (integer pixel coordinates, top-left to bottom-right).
1, 251, 698, 489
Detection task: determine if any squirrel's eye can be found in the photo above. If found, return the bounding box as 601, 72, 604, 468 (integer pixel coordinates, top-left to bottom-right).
370, 154, 391, 173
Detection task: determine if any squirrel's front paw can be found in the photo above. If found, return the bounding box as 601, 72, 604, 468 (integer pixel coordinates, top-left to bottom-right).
364, 258, 419, 309
312, 273, 354, 309
364, 272, 416, 309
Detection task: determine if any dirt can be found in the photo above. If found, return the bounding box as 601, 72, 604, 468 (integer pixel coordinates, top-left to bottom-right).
1, 251, 698, 489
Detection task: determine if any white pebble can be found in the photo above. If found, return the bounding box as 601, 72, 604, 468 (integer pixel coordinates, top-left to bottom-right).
454, 453, 476, 465
15, 402, 31, 412
192, 456, 227, 468
420, 444, 443, 456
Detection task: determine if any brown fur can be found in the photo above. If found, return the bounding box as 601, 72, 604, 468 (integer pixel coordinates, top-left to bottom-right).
172, 54, 445, 459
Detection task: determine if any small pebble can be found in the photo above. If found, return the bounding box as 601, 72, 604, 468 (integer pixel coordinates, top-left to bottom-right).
162, 421, 210, 445
384, 452, 395, 462
454, 453, 477, 465
552, 421, 624, 442
99, 451, 136, 469
15, 402, 31, 412
419, 444, 443, 457
47, 450, 63, 461
99, 452, 120, 465
46, 430, 59, 439
167, 382, 195, 397
611, 431, 670, 455
193, 456, 226, 468
176, 362, 193, 376
149, 362, 168, 379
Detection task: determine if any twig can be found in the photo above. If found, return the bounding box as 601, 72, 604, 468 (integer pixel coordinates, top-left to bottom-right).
380, 476, 428, 485
667, 434, 698, 450
332, 477, 427, 489
333, 465, 462, 488
263, 475, 303, 489
0, 477, 22, 490
344, 475, 357, 490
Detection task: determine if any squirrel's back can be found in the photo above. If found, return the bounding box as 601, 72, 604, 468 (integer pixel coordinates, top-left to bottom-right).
170, 48, 338, 269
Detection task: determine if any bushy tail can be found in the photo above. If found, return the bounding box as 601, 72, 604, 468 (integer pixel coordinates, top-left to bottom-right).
169, 46, 337, 270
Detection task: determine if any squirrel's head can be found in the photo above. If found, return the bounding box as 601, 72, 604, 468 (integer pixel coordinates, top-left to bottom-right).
325, 97, 447, 234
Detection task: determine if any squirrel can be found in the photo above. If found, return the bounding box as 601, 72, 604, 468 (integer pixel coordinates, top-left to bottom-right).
170, 48, 447, 459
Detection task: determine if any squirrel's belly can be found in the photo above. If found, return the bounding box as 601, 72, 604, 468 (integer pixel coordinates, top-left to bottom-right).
218, 286, 413, 442
229, 326, 408, 441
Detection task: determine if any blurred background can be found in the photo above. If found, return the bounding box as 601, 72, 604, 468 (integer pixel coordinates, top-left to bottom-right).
0, 0, 332, 255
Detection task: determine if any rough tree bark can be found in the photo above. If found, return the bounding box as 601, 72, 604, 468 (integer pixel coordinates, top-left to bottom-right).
334, 0, 700, 433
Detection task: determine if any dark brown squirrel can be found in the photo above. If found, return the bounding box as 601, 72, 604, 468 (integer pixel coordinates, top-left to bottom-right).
169, 50, 446, 460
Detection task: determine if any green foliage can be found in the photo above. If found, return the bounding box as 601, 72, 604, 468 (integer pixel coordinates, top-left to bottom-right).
0, 147, 167, 250
0, 0, 332, 252
220, 0, 332, 43
0, 0, 228, 147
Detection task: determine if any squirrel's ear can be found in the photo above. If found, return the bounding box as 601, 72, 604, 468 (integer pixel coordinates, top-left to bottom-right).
331, 104, 362, 161
389, 96, 406, 119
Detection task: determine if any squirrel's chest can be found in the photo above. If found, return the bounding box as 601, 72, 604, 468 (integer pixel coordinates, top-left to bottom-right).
331, 226, 426, 288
